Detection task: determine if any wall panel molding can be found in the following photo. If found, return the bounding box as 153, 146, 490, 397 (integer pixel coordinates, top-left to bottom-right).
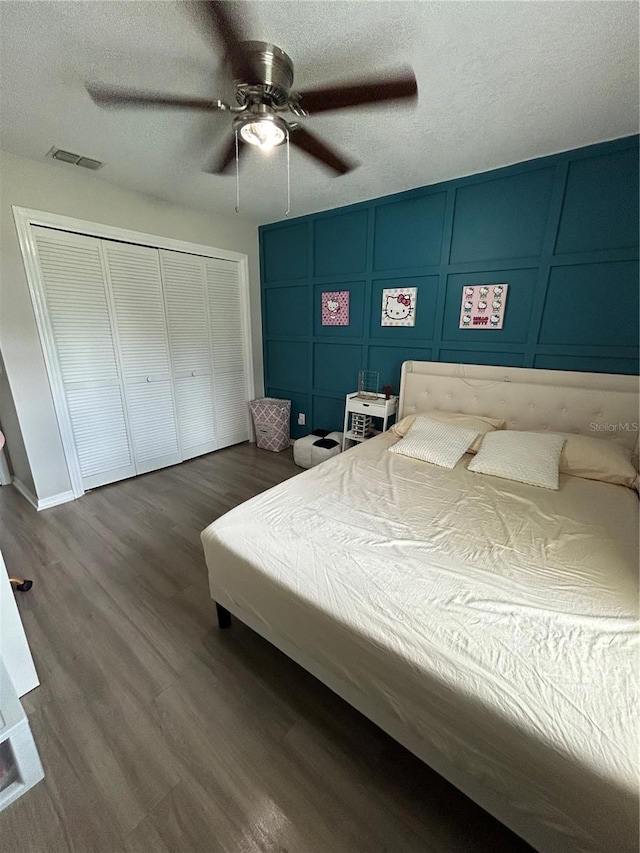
261, 136, 639, 437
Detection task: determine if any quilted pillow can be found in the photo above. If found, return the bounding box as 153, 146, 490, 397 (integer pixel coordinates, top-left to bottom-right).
389, 416, 480, 469
391, 410, 504, 453
468, 430, 566, 490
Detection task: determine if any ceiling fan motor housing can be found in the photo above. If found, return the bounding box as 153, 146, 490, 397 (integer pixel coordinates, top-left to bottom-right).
235, 41, 294, 107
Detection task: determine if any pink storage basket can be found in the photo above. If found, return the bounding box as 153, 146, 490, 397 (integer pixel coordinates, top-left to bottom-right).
249, 398, 291, 452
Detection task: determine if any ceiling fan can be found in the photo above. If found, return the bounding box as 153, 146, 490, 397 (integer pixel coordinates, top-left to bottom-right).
86, 1, 418, 176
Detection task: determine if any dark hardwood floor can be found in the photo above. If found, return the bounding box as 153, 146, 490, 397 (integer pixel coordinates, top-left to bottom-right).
0, 443, 532, 853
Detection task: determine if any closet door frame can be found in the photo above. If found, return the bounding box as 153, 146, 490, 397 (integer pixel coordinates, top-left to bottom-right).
13, 206, 255, 500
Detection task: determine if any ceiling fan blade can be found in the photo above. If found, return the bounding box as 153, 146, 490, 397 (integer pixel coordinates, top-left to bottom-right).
290, 127, 355, 175
203, 135, 247, 174
87, 85, 228, 111
294, 71, 417, 115
194, 2, 258, 83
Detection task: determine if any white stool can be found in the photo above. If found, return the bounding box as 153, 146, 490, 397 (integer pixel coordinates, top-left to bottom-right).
294, 431, 343, 469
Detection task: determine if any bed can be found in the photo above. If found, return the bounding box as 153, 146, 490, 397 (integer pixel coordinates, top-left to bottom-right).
201, 361, 639, 853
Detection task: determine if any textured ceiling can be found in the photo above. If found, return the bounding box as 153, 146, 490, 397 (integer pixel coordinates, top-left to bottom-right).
0, 1, 637, 225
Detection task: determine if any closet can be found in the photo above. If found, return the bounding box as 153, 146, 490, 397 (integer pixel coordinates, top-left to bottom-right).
31, 225, 251, 493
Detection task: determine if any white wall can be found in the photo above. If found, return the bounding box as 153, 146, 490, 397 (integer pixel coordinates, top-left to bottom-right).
0, 150, 263, 503
0, 351, 34, 494
0, 547, 39, 697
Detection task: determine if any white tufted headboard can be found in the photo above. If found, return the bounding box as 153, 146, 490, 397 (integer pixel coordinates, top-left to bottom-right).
399, 361, 640, 454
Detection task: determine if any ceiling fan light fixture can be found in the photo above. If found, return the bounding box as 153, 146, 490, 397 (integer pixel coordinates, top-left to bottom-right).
238, 115, 286, 151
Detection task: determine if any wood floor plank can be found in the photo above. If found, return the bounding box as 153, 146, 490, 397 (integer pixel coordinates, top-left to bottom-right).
0, 443, 532, 852
0, 705, 126, 853
147, 683, 356, 853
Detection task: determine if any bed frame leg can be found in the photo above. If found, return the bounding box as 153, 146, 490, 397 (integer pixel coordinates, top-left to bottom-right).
215, 602, 232, 629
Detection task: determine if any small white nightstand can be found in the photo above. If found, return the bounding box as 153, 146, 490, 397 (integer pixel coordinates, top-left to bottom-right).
342, 392, 398, 451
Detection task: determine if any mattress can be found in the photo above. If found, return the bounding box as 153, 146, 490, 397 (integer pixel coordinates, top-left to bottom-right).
201, 433, 639, 853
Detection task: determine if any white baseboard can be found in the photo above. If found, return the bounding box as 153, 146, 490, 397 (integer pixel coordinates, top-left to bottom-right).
12, 478, 74, 511
37, 490, 75, 510
11, 478, 38, 509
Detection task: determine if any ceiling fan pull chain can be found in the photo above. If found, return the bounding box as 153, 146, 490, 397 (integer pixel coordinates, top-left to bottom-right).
234, 128, 240, 214
285, 129, 291, 218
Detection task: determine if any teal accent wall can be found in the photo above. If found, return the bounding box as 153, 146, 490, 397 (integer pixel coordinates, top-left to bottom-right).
260, 136, 639, 438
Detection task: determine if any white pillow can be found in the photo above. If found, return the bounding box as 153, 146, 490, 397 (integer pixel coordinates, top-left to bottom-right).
389, 416, 480, 469
468, 430, 566, 490
391, 410, 504, 453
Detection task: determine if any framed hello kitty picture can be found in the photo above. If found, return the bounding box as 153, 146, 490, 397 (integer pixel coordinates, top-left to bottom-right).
381, 287, 417, 327
459, 283, 508, 329
321, 290, 349, 326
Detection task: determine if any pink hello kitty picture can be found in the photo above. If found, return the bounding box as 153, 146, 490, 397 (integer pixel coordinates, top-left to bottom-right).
321, 291, 349, 326
381, 287, 417, 327
459, 283, 508, 329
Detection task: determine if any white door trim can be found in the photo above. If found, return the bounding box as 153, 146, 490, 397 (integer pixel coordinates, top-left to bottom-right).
12, 207, 250, 263
13, 206, 255, 501
13, 216, 87, 498
238, 255, 256, 440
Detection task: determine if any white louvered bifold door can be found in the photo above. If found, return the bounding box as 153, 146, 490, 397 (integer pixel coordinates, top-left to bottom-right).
205, 258, 250, 448
159, 250, 217, 460
103, 242, 181, 475
32, 227, 135, 490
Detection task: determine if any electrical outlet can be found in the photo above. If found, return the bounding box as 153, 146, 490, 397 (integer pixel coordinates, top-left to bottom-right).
297, 412, 306, 426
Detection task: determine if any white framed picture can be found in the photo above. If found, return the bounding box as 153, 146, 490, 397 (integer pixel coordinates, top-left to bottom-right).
381, 287, 417, 327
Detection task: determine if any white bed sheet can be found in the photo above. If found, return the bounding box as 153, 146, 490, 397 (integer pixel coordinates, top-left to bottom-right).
201, 433, 639, 853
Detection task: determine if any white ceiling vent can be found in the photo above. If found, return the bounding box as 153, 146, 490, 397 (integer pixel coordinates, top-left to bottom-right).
48, 147, 104, 170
